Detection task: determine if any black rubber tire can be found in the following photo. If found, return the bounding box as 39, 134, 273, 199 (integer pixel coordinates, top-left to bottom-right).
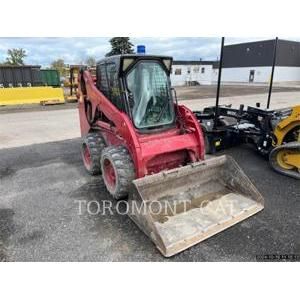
269, 142, 300, 180
100, 146, 135, 200
204, 133, 211, 154
81, 132, 106, 175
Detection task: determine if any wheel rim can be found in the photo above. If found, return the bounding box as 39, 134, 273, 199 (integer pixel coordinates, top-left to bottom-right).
276, 149, 294, 170
82, 144, 91, 169
103, 158, 116, 189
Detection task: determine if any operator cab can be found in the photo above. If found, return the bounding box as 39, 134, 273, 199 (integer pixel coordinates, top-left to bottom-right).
96, 54, 175, 131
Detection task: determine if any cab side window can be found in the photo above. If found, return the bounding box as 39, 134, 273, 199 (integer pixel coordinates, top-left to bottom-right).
96, 63, 109, 97
106, 63, 123, 111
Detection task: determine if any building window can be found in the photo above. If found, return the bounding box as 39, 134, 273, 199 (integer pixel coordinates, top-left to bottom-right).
201, 67, 205, 74
193, 66, 200, 73
175, 68, 181, 75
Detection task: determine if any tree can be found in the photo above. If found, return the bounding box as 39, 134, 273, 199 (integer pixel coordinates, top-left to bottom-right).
85, 56, 96, 67
5, 48, 27, 65
50, 59, 66, 76
106, 37, 134, 57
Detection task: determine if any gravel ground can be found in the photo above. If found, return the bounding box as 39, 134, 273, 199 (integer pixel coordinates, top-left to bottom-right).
0, 139, 299, 262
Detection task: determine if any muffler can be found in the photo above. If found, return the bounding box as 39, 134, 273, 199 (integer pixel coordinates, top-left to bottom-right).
128, 155, 264, 257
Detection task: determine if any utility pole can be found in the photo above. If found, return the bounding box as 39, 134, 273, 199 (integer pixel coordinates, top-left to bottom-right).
214, 37, 225, 129
267, 37, 278, 109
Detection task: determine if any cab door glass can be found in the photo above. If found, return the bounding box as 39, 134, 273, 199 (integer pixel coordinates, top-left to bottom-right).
126, 61, 174, 129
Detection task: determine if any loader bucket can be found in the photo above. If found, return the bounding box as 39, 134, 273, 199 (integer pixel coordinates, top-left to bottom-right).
128, 155, 264, 257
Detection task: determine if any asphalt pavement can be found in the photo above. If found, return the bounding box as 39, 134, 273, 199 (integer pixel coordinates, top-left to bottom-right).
0, 138, 299, 261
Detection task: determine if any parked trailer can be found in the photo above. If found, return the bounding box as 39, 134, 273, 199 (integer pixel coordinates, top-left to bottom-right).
41, 69, 61, 87
0, 65, 43, 87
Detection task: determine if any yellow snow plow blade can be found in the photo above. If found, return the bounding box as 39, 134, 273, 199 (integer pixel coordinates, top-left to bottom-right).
0, 87, 65, 106
128, 155, 264, 257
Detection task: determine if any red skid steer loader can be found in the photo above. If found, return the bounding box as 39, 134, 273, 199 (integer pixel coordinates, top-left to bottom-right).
78, 54, 264, 257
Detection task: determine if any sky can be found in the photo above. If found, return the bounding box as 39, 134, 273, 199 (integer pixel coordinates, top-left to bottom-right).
0, 37, 289, 67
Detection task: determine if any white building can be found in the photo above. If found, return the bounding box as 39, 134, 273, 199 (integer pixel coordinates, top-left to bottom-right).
170, 61, 215, 86
215, 39, 300, 83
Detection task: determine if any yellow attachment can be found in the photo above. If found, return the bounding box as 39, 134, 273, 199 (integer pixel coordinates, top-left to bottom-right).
273, 105, 300, 146
0, 87, 65, 106
284, 152, 300, 169
276, 149, 300, 170
276, 149, 295, 170
66, 95, 78, 102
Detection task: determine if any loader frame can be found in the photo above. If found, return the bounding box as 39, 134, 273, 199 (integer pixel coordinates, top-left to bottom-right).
78, 56, 205, 178
77, 53, 265, 257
